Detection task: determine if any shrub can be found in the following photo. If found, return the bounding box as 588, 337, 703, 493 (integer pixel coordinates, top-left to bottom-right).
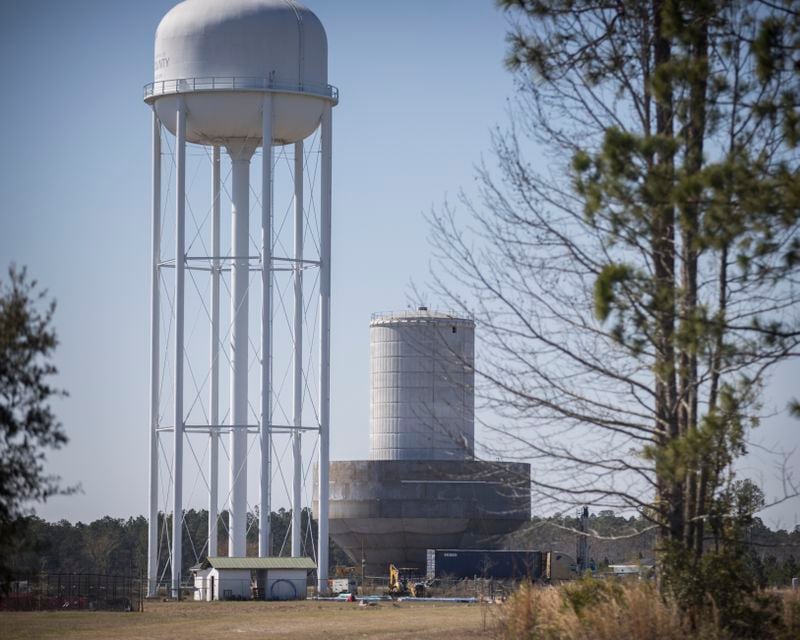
495, 579, 799, 640
496, 578, 685, 640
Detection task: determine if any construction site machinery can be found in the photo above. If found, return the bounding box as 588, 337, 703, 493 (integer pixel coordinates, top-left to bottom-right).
387, 564, 427, 597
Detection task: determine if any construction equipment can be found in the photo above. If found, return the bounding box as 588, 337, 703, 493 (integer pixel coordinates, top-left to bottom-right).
333, 565, 358, 578
387, 564, 426, 597
327, 578, 358, 595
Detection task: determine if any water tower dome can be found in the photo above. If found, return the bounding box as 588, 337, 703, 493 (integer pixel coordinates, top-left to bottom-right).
147, 0, 334, 145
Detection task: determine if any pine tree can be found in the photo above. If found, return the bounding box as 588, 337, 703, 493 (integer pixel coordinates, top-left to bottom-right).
429, 0, 800, 604
0, 266, 70, 576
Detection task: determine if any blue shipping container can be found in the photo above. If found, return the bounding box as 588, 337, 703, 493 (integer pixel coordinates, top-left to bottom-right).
426, 549, 546, 580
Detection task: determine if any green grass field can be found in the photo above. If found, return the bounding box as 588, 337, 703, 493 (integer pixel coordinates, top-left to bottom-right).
1, 599, 496, 639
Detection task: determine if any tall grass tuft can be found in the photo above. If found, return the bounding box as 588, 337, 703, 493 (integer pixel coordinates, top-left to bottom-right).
495, 577, 799, 640
778, 588, 800, 639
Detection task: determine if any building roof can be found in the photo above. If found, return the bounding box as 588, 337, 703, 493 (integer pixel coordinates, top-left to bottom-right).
203, 556, 317, 571
370, 308, 474, 326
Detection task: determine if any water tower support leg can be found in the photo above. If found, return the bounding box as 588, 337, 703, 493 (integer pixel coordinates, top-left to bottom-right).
317, 105, 332, 593
259, 96, 274, 557
172, 97, 187, 597
228, 139, 255, 558
147, 112, 161, 597
208, 145, 221, 559
291, 139, 304, 558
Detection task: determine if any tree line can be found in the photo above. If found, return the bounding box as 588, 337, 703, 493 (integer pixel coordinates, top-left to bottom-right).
3, 508, 797, 587
2, 508, 350, 580
511, 509, 800, 587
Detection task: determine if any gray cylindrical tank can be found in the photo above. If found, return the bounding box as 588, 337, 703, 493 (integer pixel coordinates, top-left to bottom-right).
369, 309, 475, 460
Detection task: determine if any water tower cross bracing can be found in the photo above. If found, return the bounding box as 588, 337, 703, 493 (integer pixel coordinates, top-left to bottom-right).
143, 0, 337, 597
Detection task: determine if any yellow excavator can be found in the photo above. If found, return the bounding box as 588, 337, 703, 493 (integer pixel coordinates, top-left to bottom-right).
387, 564, 427, 597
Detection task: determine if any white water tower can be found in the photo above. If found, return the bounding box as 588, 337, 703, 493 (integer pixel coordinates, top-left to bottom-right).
144, 0, 337, 597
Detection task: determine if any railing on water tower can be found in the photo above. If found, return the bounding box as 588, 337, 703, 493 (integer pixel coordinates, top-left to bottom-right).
143, 77, 339, 104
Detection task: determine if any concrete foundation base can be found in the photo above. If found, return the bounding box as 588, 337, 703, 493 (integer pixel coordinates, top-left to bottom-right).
314, 459, 530, 576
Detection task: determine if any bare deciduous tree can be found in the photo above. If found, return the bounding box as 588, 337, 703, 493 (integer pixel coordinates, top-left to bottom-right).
427, 0, 800, 589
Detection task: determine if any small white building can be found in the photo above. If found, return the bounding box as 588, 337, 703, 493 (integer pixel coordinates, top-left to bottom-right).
192, 557, 316, 601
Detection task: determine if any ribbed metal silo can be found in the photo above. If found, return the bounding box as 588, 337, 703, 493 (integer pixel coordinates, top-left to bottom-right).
369, 309, 475, 460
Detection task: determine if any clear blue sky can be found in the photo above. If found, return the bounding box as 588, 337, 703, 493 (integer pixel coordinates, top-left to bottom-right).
1, 0, 797, 530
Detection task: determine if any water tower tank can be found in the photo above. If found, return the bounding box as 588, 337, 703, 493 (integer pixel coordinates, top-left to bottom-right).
144, 0, 338, 595
147, 0, 333, 145
369, 310, 475, 461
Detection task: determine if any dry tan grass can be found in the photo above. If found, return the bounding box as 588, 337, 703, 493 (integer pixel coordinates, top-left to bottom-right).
5, 585, 797, 640
778, 588, 800, 633
574, 582, 686, 640
495, 581, 698, 640
0, 599, 493, 640
495, 581, 800, 640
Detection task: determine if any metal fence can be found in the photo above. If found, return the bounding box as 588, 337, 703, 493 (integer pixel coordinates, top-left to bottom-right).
0, 573, 144, 612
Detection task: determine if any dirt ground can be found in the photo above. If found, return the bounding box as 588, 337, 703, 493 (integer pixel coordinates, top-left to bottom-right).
1, 599, 498, 639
